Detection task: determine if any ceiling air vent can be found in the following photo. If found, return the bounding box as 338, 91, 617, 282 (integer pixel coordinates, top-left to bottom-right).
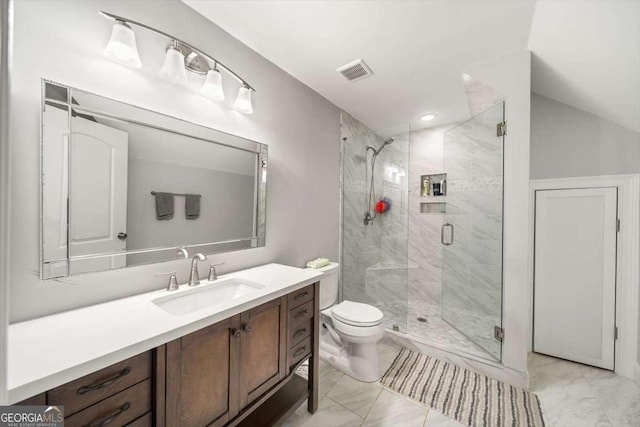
337, 59, 373, 82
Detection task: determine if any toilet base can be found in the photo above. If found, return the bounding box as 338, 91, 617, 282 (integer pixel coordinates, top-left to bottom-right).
319, 323, 382, 382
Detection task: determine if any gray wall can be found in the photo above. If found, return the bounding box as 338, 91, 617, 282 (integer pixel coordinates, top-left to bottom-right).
127, 159, 255, 251
9, 0, 340, 322
530, 93, 640, 179
530, 92, 640, 366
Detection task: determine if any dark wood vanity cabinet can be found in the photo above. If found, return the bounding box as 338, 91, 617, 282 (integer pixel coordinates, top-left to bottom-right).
165, 315, 240, 427
238, 297, 288, 408
16, 351, 155, 426
18, 283, 319, 427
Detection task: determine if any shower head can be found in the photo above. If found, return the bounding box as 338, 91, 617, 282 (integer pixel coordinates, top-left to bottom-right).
366, 138, 395, 156
374, 138, 394, 155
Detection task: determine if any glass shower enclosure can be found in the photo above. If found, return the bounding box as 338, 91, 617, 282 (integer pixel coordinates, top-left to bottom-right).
441, 102, 505, 360
340, 99, 505, 362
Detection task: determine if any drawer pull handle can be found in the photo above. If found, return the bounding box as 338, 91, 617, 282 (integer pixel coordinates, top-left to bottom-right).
293, 347, 307, 358
88, 402, 131, 427
242, 324, 251, 333
76, 367, 131, 395
294, 309, 309, 319
292, 328, 307, 339
294, 291, 309, 300
231, 329, 241, 338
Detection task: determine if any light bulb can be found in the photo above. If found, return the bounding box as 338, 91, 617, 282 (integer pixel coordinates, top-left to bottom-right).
159, 44, 188, 86
233, 85, 254, 114
103, 20, 142, 68
200, 68, 225, 101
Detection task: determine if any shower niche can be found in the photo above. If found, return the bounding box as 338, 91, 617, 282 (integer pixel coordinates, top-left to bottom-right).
420, 173, 447, 197
420, 173, 447, 214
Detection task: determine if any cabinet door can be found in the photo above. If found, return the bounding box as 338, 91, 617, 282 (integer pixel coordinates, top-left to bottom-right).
166, 315, 240, 427
238, 297, 287, 408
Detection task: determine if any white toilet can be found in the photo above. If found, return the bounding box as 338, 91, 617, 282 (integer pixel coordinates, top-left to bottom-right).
312, 262, 385, 382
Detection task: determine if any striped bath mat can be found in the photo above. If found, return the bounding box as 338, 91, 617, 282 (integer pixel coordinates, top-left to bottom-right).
381, 348, 545, 427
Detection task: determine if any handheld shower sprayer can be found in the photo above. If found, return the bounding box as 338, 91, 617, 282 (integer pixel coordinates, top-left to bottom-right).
364, 138, 395, 225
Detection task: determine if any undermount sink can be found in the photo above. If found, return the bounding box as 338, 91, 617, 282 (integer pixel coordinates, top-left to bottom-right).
152, 278, 266, 315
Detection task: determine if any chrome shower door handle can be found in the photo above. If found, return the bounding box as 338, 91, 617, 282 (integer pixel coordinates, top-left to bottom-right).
441, 223, 454, 246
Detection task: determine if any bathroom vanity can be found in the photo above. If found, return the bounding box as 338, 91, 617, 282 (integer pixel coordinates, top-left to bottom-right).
9, 264, 322, 427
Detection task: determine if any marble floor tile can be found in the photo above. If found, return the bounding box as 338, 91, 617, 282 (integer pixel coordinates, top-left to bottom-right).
362, 389, 428, 427
319, 359, 345, 399
424, 409, 465, 427
378, 336, 402, 362
536, 380, 611, 426
327, 374, 384, 417
283, 397, 363, 427
528, 352, 639, 427
585, 372, 640, 427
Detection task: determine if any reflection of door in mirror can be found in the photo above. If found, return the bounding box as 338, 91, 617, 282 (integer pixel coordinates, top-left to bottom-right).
42, 103, 69, 278
69, 115, 128, 274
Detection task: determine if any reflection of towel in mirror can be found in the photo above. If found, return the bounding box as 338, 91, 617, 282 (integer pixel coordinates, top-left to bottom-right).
185, 194, 201, 220
155, 192, 174, 220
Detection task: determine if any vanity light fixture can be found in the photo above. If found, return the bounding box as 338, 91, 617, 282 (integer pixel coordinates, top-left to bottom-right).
100, 11, 256, 113
159, 41, 188, 86
420, 113, 437, 122
200, 65, 225, 101
103, 20, 142, 68
233, 84, 253, 114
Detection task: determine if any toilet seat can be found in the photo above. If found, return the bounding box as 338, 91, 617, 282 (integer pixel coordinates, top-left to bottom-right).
330, 300, 384, 327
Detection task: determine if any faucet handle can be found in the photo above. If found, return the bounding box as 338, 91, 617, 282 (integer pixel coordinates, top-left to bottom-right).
156, 271, 179, 291
208, 263, 225, 281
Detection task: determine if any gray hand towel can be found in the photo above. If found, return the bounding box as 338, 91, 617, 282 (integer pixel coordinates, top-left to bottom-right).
155, 192, 174, 220
185, 194, 201, 220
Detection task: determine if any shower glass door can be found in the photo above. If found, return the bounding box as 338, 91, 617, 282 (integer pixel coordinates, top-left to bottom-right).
441, 102, 504, 361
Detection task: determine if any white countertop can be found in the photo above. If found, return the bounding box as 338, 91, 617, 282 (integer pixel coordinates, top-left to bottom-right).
7, 263, 323, 403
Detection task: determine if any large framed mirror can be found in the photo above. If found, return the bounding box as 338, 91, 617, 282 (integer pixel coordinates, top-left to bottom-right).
41, 80, 267, 279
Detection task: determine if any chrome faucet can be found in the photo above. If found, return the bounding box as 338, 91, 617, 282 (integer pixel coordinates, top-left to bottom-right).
188, 253, 207, 286
176, 246, 189, 259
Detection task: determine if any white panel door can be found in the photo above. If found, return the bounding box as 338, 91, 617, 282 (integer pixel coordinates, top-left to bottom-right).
69, 116, 128, 272
534, 187, 617, 369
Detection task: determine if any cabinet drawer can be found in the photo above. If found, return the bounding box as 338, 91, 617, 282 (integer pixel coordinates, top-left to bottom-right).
289, 337, 312, 369
64, 379, 151, 427
288, 285, 313, 308
288, 300, 313, 326
126, 412, 152, 427
288, 319, 312, 348
48, 351, 152, 416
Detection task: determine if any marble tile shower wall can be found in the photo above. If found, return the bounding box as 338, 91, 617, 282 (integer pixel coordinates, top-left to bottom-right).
340, 112, 409, 330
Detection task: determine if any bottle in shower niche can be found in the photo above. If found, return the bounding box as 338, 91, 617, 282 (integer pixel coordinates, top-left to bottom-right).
421, 176, 430, 196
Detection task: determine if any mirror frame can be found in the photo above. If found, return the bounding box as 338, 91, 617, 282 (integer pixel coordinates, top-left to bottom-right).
40, 79, 268, 279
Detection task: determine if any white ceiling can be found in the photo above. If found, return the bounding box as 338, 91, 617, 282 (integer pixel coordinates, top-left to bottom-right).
184, 0, 640, 134
183, 0, 535, 134
528, 1, 640, 132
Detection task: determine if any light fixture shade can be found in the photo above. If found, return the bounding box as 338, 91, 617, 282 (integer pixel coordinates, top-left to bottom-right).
103, 21, 142, 68
233, 85, 253, 114
159, 46, 188, 86
200, 69, 225, 101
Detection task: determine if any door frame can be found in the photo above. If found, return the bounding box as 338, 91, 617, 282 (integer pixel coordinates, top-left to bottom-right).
528, 174, 639, 382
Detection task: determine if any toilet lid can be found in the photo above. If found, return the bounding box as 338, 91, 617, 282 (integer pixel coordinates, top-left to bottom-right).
331, 300, 384, 327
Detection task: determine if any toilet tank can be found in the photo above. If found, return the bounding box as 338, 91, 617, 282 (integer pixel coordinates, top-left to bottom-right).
311, 262, 340, 310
